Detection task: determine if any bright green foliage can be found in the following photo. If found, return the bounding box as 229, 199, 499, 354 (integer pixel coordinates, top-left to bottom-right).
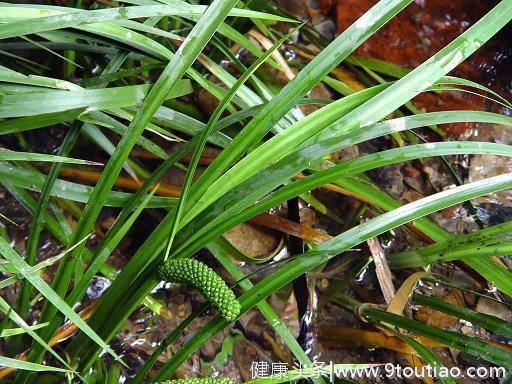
155, 379, 233, 384
158, 259, 240, 322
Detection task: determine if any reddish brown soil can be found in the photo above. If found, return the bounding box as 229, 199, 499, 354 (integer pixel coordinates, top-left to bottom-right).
319, 0, 512, 133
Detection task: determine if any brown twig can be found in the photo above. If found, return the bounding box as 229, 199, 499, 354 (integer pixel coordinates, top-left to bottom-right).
130, 147, 217, 165
318, 326, 443, 353
290, 45, 366, 91
55, 168, 331, 244
318, 325, 512, 353
252, 212, 331, 244
55, 167, 499, 286
57, 167, 182, 198
248, 29, 295, 81
367, 236, 395, 305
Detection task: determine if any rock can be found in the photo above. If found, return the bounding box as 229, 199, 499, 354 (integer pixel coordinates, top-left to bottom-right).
86, 277, 111, 300
469, 155, 512, 207
224, 222, 281, 257
475, 297, 512, 322
475, 203, 512, 226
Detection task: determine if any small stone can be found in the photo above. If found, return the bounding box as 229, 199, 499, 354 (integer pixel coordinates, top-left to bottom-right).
475, 298, 512, 322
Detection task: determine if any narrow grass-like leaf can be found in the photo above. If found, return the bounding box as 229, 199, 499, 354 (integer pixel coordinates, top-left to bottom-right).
81, 123, 141, 180
0, 236, 125, 365
150, 105, 232, 147
338, 296, 512, 368
0, 357, 70, 373
37, 0, 242, 371
68, 187, 157, 304
0, 163, 176, 208
376, 325, 453, 384
180, 0, 414, 219
388, 220, 512, 268
19, 125, 80, 323
153, 173, 512, 378
0, 81, 192, 118
0, 323, 48, 338
414, 293, 512, 339
0, 67, 77, 88
0, 5, 292, 39
210, 242, 325, 384
0, 149, 97, 165
0, 296, 70, 370
349, 57, 512, 108
182, 0, 512, 226
462, 257, 512, 298
163, 23, 302, 260
0, 234, 90, 290
0, 110, 82, 135
174, 139, 512, 260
